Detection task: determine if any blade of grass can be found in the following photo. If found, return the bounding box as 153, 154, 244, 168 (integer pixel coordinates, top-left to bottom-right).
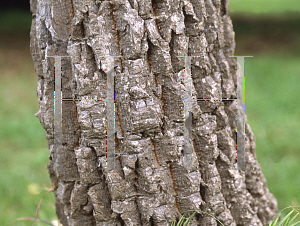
183, 211, 197, 226
269, 213, 282, 226
169, 210, 225, 226
290, 220, 300, 226
284, 212, 300, 226
177, 214, 186, 225
268, 206, 300, 226
277, 209, 294, 226
32, 190, 53, 226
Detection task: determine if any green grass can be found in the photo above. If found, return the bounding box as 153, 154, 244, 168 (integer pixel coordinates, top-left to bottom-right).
0, 72, 56, 225
245, 55, 300, 213
0, 8, 32, 33
229, 0, 300, 16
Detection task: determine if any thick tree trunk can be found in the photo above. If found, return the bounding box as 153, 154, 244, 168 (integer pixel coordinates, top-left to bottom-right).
30, 0, 280, 225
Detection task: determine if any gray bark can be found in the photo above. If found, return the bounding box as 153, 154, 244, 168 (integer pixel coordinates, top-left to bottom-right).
30, 0, 280, 225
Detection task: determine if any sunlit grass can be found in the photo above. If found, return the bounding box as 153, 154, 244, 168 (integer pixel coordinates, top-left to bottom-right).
229, 0, 300, 16
0, 148, 55, 226
245, 55, 300, 213
0, 69, 55, 225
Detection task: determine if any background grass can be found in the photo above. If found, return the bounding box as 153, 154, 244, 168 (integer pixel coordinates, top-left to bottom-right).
245, 55, 300, 216
0, 1, 299, 225
0, 31, 56, 224
229, 0, 300, 15
0, 8, 32, 33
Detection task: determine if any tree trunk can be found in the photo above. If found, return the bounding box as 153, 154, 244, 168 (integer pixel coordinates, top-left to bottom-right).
30, 0, 280, 225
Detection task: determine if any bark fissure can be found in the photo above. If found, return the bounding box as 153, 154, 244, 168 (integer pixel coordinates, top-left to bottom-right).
151, 138, 161, 166
115, 100, 125, 138
117, 213, 126, 226
168, 164, 182, 214
110, 2, 122, 55
151, 0, 159, 25
220, 0, 228, 16
149, 216, 155, 226
102, 170, 112, 202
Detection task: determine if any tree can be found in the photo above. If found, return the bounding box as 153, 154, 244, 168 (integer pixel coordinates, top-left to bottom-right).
30, 0, 280, 225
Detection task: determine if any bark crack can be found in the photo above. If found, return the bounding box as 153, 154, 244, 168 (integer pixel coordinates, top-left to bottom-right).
109, 2, 122, 56
115, 101, 124, 138
117, 214, 126, 226
102, 171, 112, 202
168, 164, 181, 214
150, 138, 160, 166
151, 0, 159, 26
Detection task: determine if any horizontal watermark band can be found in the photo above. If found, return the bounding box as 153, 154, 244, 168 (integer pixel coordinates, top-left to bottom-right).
49, 54, 253, 172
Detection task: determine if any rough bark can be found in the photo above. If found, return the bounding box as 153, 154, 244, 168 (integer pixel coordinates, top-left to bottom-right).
30, 0, 280, 225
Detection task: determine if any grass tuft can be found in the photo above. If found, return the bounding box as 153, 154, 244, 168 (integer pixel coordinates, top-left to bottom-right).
169, 206, 300, 226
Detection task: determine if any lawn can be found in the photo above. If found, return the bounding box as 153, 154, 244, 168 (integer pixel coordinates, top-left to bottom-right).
0, 58, 57, 225
245, 55, 300, 216
229, 0, 300, 16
